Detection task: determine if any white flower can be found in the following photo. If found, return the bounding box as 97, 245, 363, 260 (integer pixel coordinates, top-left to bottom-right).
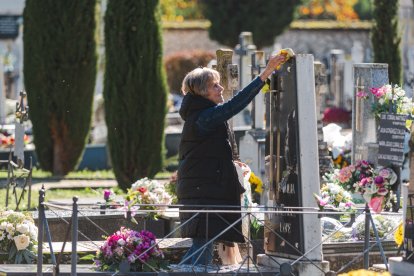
0, 222, 7, 230
6, 223, 14, 233
16, 223, 30, 235
117, 239, 125, 246
379, 98, 385, 105
14, 234, 30, 250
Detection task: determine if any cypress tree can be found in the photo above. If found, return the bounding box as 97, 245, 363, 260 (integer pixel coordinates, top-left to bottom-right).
23, 0, 97, 176
371, 0, 401, 85
104, 0, 167, 190
200, 0, 300, 48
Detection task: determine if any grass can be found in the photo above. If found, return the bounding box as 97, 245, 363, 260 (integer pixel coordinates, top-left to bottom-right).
0, 168, 173, 180
0, 156, 178, 210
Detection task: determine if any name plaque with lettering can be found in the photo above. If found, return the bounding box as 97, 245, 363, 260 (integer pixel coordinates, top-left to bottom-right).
0, 15, 20, 39
377, 113, 406, 167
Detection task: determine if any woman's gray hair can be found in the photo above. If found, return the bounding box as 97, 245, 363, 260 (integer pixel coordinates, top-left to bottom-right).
181, 67, 220, 96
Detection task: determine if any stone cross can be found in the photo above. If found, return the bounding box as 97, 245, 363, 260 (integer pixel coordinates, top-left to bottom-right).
0, 60, 5, 124
234, 32, 256, 89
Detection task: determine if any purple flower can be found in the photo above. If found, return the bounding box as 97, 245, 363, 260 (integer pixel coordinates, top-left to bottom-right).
104, 189, 112, 201
374, 176, 384, 185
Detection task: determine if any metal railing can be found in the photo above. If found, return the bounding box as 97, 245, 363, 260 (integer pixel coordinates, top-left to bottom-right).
35, 189, 401, 276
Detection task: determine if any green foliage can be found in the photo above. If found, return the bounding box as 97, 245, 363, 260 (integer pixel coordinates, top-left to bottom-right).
371, 0, 401, 85
164, 50, 215, 94
200, 0, 301, 48
104, 0, 168, 191
353, 0, 374, 20
23, 0, 97, 176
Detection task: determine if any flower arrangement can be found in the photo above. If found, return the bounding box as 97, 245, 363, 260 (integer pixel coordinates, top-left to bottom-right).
94, 227, 166, 272
125, 178, 173, 220
324, 160, 397, 213
0, 210, 38, 264
357, 84, 414, 118
354, 167, 397, 213
314, 182, 355, 212
326, 160, 374, 194
353, 214, 397, 241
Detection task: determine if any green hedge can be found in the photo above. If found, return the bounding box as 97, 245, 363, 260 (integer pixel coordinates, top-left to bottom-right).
23, 0, 97, 176
104, 0, 168, 191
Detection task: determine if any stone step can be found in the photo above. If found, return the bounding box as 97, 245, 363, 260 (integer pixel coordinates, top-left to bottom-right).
42, 238, 192, 255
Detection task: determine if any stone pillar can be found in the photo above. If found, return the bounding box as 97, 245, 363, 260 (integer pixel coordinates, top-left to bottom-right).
329, 49, 345, 108
0, 60, 5, 124
352, 63, 389, 164
251, 51, 266, 129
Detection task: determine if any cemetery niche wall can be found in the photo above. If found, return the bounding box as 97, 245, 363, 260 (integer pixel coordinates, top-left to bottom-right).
262, 54, 323, 266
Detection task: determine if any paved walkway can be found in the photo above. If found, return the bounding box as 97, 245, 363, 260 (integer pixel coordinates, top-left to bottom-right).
31, 179, 118, 191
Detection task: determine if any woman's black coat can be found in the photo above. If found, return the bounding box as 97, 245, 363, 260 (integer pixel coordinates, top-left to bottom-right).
176, 93, 245, 243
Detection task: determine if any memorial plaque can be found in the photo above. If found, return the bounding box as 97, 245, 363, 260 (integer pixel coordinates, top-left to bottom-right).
0, 15, 20, 39
378, 113, 407, 167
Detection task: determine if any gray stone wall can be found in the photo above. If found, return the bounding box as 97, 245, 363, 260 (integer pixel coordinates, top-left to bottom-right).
163, 27, 372, 64
272, 29, 372, 63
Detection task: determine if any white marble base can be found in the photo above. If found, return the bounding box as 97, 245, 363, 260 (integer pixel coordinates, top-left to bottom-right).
257, 254, 330, 276
389, 256, 414, 276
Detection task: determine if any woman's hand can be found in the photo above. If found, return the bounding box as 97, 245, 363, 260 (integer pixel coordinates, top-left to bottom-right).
259, 54, 288, 81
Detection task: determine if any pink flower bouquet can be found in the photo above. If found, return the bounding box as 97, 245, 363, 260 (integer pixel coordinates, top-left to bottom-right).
95, 227, 166, 272
355, 167, 397, 213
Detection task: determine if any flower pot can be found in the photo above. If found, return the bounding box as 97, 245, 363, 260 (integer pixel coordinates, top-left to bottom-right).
119, 260, 130, 273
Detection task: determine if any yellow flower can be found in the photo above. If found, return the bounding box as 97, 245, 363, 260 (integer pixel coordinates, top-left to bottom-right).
338, 269, 391, 276
394, 222, 403, 246
249, 172, 263, 194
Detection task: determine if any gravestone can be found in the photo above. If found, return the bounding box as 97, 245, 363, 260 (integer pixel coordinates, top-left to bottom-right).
239, 51, 267, 188
352, 63, 389, 164
257, 54, 328, 275
329, 49, 345, 108
314, 62, 332, 178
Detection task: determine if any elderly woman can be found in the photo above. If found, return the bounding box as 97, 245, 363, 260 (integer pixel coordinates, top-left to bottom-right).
177, 53, 286, 265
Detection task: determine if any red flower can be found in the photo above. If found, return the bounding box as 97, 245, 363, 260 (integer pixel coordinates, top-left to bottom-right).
138, 187, 147, 193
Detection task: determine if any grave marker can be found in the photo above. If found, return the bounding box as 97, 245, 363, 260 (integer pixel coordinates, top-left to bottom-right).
352, 63, 389, 164
258, 54, 327, 275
